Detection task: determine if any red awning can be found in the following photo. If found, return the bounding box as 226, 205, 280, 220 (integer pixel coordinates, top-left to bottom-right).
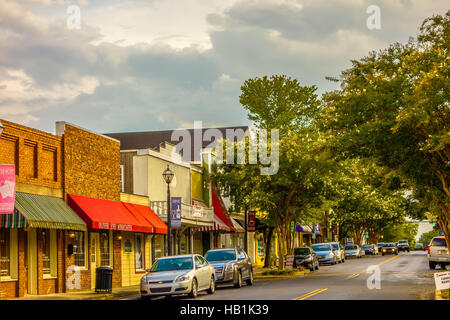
122, 202, 167, 234
67, 194, 166, 234
197, 215, 231, 232
211, 188, 235, 231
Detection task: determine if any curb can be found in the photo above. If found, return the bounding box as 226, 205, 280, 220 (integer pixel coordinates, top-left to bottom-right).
254, 270, 310, 280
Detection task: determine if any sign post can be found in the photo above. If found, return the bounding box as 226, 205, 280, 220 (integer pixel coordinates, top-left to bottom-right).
247, 211, 256, 232
285, 255, 294, 269
0, 165, 16, 214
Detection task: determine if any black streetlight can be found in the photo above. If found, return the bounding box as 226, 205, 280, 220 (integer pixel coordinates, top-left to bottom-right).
162, 165, 174, 256
0, 120, 4, 137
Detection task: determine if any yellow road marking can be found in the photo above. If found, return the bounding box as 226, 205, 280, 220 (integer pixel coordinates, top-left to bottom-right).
346, 273, 361, 279
376, 255, 399, 267
292, 288, 328, 300
297, 288, 329, 300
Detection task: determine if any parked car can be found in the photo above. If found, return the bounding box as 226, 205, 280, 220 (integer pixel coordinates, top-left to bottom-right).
205, 247, 253, 288
377, 243, 385, 253
414, 243, 425, 251
140, 254, 216, 300
380, 243, 398, 256
397, 240, 410, 252
428, 236, 450, 270
362, 244, 378, 255
293, 247, 319, 271
312, 243, 338, 265
330, 242, 345, 263
344, 245, 363, 258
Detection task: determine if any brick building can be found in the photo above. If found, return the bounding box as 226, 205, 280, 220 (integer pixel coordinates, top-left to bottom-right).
0, 119, 86, 299
0, 120, 167, 299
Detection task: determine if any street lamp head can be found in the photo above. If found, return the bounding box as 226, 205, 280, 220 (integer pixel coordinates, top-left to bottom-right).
0, 120, 4, 137
162, 165, 174, 184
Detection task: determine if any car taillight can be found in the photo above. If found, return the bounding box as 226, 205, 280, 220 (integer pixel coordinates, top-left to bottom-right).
427, 246, 430, 254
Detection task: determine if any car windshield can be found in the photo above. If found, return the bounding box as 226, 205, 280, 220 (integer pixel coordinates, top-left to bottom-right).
431, 238, 447, 247
205, 250, 236, 262
398, 240, 408, 244
362, 245, 371, 248
150, 257, 193, 272
312, 244, 331, 251
345, 245, 357, 250
378, 243, 384, 247
294, 248, 311, 256
384, 243, 396, 247
331, 244, 339, 250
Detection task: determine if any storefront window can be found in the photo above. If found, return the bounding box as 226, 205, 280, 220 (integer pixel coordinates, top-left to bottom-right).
0, 229, 10, 277
100, 231, 110, 266
42, 230, 51, 275
151, 235, 165, 264
135, 233, 144, 271
73, 231, 86, 267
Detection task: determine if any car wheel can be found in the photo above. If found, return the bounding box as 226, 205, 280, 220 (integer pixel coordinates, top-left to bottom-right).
189, 278, 198, 298
141, 295, 151, 301
429, 262, 436, 270
246, 270, 254, 286
207, 276, 216, 294
234, 270, 242, 288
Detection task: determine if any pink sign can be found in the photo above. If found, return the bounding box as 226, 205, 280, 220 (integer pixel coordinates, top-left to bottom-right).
0, 165, 16, 214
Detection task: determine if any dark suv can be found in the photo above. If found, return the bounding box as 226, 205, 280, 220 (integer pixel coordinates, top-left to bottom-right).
397, 240, 410, 252
293, 247, 319, 271
205, 248, 253, 288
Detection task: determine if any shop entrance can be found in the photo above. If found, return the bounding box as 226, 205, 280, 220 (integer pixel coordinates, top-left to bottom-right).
27, 229, 37, 295
90, 233, 100, 289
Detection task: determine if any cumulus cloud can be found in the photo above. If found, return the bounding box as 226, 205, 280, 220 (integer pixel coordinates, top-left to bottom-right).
0, 0, 448, 133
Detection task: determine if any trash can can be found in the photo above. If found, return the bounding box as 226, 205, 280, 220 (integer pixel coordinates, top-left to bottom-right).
95, 266, 113, 293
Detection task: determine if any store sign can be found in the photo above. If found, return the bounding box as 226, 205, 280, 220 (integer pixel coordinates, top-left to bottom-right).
285, 255, 294, 269
313, 224, 320, 235
170, 197, 182, 228
192, 203, 204, 218
0, 165, 16, 214
434, 271, 450, 290
247, 211, 256, 232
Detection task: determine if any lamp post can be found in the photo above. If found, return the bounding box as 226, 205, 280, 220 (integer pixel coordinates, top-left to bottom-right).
162, 165, 174, 256
0, 120, 4, 137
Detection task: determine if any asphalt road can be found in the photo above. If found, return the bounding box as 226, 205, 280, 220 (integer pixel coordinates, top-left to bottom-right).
123, 251, 438, 300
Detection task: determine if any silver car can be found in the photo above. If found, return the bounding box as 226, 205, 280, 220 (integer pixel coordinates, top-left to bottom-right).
344, 244, 363, 258
140, 254, 216, 300
330, 242, 345, 263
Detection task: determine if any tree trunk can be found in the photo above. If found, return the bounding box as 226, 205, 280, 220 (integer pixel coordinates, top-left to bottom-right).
263, 227, 274, 268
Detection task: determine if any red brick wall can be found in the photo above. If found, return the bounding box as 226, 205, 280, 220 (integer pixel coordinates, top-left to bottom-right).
0, 119, 62, 189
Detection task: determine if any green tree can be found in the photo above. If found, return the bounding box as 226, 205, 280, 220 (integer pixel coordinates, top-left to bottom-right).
321, 11, 450, 251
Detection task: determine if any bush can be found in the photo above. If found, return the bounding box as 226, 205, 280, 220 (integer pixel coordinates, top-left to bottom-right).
262, 269, 296, 275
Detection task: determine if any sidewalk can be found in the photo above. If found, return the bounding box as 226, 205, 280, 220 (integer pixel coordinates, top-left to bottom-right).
11, 285, 140, 300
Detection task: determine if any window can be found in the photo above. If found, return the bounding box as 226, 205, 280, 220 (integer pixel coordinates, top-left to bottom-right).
100, 231, 110, 266
238, 250, 246, 260
42, 230, 51, 275
135, 233, 144, 271
120, 165, 125, 193
73, 231, 86, 268
152, 235, 165, 264
194, 256, 203, 268
0, 229, 10, 277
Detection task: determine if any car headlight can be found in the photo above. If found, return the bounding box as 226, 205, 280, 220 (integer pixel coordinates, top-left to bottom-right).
225, 263, 234, 272
175, 275, 191, 282
305, 256, 312, 262
327, 253, 334, 258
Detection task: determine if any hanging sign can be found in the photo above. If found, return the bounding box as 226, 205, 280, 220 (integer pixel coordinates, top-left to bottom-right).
0, 165, 15, 214
170, 197, 182, 228
247, 211, 256, 232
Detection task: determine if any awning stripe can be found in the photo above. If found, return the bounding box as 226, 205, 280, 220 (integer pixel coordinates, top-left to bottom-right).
13, 192, 87, 231
0, 209, 27, 228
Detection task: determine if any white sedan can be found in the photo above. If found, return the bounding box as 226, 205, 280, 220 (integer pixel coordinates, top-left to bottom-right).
140, 254, 216, 300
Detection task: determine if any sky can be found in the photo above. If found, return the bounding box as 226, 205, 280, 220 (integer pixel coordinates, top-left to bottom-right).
0, 0, 448, 134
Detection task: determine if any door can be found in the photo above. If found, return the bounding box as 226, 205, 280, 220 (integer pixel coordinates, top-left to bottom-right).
194, 256, 208, 289
27, 229, 37, 295
90, 233, 100, 289
237, 249, 250, 279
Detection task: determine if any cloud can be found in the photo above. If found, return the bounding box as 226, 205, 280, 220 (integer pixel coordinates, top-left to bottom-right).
0, 0, 448, 133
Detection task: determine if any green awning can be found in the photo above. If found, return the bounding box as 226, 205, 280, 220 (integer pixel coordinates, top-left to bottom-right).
1, 192, 87, 231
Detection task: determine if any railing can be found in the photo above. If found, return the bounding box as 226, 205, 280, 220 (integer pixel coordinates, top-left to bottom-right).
150, 201, 214, 224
